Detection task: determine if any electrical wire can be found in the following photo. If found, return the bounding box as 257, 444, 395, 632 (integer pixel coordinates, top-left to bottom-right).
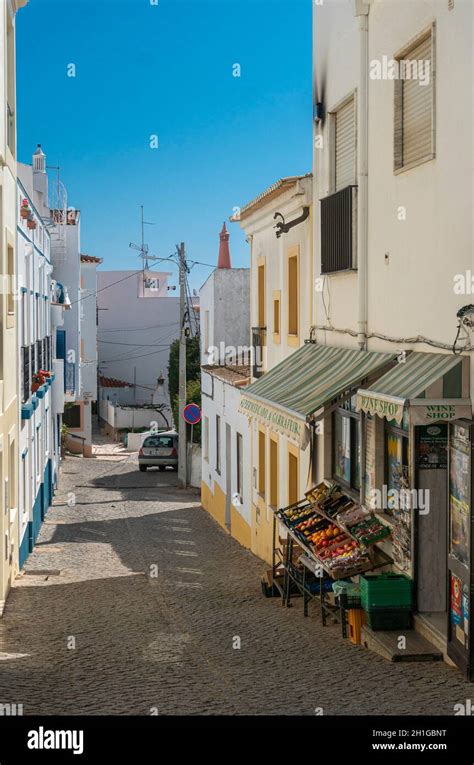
99, 347, 175, 364
98, 321, 179, 333
69, 260, 174, 308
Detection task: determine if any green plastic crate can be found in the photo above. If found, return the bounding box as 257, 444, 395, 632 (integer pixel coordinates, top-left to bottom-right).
366, 607, 412, 631
360, 572, 412, 610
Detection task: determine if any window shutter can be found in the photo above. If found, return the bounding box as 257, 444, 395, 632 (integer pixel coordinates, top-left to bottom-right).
401, 35, 433, 167
335, 97, 356, 191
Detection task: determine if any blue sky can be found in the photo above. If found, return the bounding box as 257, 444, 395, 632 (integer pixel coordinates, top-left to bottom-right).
17, 0, 312, 291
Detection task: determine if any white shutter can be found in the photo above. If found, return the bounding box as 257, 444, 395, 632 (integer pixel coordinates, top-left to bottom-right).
401, 35, 433, 166
335, 97, 355, 191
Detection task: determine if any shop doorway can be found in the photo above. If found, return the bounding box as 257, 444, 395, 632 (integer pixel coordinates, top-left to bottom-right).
415, 424, 448, 638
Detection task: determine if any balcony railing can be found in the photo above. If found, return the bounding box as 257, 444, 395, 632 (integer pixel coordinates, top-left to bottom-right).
320, 185, 357, 274
21, 346, 30, 404
251, 326, 266, 379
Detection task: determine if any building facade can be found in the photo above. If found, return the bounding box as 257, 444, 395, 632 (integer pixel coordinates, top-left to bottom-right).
17, 154, 56, 567
233, 175, 313, 564
97, 269, 179, 414
308, 0, 473, 662
0, 0, 29, 612
200, 231, 251, 548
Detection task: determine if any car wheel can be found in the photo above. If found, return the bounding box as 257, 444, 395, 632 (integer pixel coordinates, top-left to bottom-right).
139, 465, 147, 472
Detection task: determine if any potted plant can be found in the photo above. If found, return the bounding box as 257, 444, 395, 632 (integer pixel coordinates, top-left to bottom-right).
31, 372, 45, 392
20, 199, 30, 220
39, 369, 51, 379
27, 215, 37, 230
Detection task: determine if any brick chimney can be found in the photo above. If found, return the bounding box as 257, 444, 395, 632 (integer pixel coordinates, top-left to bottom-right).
217, 222, 231, 269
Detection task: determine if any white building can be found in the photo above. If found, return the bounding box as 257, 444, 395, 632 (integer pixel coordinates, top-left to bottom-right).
17, 151, 58, 567
97, 269, 180, 415
0, 0, 29, 611
44, 164, 99, 457
200, 226, 252, 549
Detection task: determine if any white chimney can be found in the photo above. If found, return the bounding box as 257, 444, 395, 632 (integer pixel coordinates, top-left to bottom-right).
33, 144, 48, 209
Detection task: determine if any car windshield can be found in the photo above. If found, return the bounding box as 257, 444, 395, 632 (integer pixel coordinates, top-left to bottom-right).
143, 436, 175, 448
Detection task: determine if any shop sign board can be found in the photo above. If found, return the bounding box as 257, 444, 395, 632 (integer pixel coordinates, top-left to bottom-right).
357, 392, 404, 424
238, 395, 309, 449
358, 393, 472, 426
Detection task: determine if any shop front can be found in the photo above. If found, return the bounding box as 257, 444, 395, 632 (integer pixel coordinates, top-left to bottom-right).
239, 341, 396, 566
356, 351, 472, 668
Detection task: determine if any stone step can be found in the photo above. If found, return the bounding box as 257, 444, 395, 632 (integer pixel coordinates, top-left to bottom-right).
361, 625, 443, 663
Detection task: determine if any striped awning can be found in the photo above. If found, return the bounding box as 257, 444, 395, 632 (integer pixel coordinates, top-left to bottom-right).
239, 343, 395, 447
357, 352, 472, 425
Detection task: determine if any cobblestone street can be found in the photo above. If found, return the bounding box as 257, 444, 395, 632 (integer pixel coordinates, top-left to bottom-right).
0, 450, 473, 716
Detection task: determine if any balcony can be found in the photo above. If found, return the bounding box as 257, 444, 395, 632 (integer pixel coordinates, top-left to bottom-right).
251, 326, 266, 379
320, 185, 357, 274
21, 346, 30, 404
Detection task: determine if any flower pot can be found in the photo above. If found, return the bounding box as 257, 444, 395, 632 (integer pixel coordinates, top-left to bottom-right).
20, 208, 29, 220
31, 383, 40, 393
27, 220, 36, 230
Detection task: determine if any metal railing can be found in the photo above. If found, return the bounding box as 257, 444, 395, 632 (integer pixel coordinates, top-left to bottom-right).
21, 346, 30, 404
251, 326, 266, 379
320, 185, 357, 274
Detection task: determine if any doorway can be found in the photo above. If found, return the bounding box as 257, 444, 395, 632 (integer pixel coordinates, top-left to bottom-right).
415, 424, 448, 638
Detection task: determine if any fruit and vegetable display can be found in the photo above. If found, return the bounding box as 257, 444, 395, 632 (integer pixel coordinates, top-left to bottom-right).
276, 481, 393, 579
350, 517, 391, 546
336, 504, 370, 527
281, 504, 313, 524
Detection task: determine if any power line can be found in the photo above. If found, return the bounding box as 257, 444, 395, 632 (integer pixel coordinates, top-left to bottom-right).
98, 321, 179, 333
99, 347, 173, 364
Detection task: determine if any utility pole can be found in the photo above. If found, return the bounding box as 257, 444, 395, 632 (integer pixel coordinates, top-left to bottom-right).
177, 242, 187, 488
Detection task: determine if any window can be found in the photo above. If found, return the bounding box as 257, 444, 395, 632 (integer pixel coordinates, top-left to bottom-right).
63, 404, 81, 429
334, 96, 356, 191
394, 30, 434, 172
204, 416, 209, 461
143, 436, 175, 449
273, 291, 281, 338
9, 440, 16, 511
258, 429, 266, 497
257, 263, 265, 328
288, 248, 299, 337
384, 424, 409, 515
21, 346, 30, 403
216, 415, 221, 474
288, 450, 299, 506
333, 397, 361, 492
236, 432, 243, 499
7, 245, 14, 315
269, 437, 278, 508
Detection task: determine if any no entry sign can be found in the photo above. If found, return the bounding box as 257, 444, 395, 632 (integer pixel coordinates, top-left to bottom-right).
183, 403, 201, 425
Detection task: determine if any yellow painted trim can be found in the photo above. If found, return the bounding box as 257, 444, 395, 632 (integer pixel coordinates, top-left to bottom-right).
287, 244, 299, 342
269, 431, 279, 511
230, 506, 251, 549
288, 441, 300, 458
6, 228, 15, 329
272, 289, 281, 342
257, 424, 266, 500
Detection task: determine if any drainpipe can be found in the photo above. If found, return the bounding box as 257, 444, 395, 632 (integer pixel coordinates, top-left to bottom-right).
355, 0, 370, 350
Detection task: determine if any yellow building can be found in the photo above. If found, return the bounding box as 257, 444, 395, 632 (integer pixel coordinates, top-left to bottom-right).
232, 175, 313, 565
0, 0, 29, 613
